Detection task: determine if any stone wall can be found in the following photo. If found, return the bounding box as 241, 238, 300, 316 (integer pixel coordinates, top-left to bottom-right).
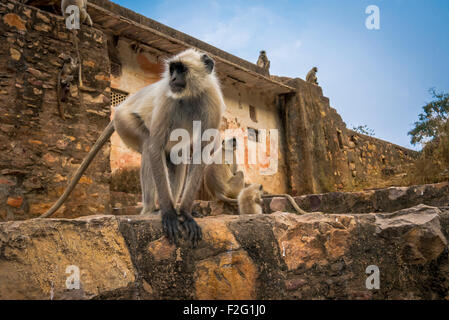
346, 130, 415, 189
0, 0, 111, 221
283, 78, 417, 196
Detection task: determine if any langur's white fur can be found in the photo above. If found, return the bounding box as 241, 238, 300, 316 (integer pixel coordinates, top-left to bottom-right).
238, 184, 263, 215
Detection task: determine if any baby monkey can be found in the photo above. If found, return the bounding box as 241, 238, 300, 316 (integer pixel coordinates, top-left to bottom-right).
238, 184, 264, 215
237, 184, 307, 215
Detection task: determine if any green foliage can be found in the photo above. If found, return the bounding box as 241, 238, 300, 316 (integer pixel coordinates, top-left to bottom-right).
407, 135, 449, 184
351, 125, 375, 137
408, 88, 449, 146
407, 89, 449, 184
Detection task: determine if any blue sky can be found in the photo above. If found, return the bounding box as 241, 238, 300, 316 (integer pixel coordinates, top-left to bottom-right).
113, 0, 449, 150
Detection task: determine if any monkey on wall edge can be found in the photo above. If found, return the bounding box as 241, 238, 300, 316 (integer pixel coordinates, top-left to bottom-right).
238, 184, 264, 215
306, 67, 319, 85
61, 0, 93, 27
256, 50, 270, 75
42, 49, 225, 248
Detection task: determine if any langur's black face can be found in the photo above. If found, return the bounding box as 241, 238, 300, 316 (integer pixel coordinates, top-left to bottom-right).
169, 62, 187, 93
231, 137, 237, 149
223, 138, 238, 151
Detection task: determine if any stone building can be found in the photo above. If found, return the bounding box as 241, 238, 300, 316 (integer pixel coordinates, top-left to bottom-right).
0, 0, 417, 220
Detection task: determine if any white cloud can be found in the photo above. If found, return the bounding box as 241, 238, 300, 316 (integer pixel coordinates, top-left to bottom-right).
153, 2, 304, 70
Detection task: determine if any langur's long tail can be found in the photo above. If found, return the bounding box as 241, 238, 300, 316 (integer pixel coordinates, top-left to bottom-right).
216, 193, 238, 204
40, 122, 115, 218
262, 194, 307, 215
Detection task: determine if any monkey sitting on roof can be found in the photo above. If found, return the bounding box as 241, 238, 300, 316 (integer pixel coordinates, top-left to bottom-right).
257, 50, 270, 75
306, 67, 319, 85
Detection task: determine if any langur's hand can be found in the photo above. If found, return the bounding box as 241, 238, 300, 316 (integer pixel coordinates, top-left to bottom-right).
161, 207, 180, 246
179, 211, 202, 248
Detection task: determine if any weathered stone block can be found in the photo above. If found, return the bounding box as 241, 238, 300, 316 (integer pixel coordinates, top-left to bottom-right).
0, 216, 136, 299
293, 182, 449, 214
3, 13, 26, 31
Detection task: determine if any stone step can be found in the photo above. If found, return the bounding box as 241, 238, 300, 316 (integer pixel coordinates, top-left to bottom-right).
111, 182, 449, 217
291, 181, 449, 214
1, 204, 448, 299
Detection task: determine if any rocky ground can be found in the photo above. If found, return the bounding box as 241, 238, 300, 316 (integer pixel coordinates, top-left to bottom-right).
0, 183, 448, 300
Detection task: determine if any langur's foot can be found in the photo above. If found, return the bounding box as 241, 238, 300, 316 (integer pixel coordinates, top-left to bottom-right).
192, 211, 204, 218
140, 205, 159, 215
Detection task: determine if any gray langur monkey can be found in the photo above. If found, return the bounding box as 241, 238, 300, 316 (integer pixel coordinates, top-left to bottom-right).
204, 138, 245, 203
203, 137, 307, 215
61, 0, 93, 90
256, 50, 270, 75
42, 49, 226, 247
61, 0, 93, 27
237, 184, 307, 215
306, 67, 319, 85
57, 55, 79, 119
238, 184, 263, 215
203, 140, 306, 215
203, 138, 307, 214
